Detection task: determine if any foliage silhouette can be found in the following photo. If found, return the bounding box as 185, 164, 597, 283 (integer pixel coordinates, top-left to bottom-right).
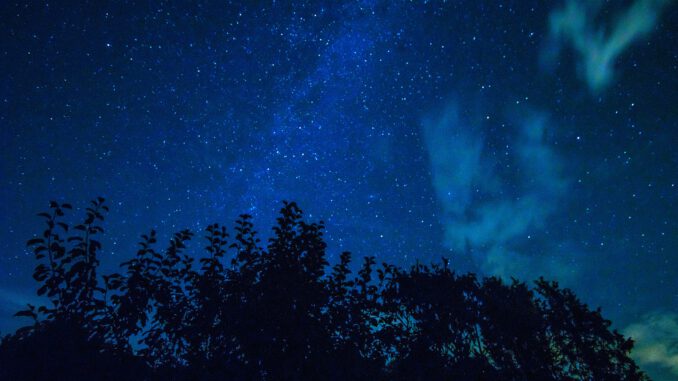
0, 198, 649, 380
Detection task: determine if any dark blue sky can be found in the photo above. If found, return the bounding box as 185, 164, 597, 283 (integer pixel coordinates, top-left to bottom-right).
1, 1, 677, 379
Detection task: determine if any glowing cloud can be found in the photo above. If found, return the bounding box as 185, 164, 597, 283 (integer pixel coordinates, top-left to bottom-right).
625, 312, 678, 377
543, 0, 673, 93
423, 101, 569, 279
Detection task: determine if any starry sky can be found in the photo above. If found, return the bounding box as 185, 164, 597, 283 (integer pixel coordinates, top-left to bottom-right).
1, 1, 677, 379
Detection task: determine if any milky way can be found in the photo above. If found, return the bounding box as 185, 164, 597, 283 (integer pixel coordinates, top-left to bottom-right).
1, 1, 676, 379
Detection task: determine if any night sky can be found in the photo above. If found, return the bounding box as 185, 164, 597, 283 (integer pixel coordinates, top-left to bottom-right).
1, 1, 677, 379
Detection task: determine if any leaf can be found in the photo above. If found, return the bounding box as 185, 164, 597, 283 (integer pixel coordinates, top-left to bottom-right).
14, 310, 36, 319
37, 305, 51, 313
69, 261, 87, 275
37, 284, 49, 296
27, 238, 44, 246
33, 264, 48, 281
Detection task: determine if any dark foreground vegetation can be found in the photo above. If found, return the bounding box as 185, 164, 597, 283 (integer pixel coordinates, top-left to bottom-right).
0, 198, 648, 380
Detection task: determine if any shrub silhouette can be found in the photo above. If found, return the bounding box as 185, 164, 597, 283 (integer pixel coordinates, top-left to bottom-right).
0, 198, 649, 380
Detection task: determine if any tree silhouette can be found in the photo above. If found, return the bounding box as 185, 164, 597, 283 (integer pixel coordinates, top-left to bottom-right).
0, 198, 650, 381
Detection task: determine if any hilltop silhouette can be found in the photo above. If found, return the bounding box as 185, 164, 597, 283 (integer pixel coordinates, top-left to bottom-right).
0, 198, 649, 380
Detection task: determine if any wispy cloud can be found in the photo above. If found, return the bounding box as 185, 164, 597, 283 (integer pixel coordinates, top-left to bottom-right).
0, 288, 38, 312
542, 0, 673, 93
422, 101, 570, 280
625, 312, 678, 377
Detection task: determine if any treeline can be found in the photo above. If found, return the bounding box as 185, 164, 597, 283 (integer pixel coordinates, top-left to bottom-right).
0, 199, 649, 380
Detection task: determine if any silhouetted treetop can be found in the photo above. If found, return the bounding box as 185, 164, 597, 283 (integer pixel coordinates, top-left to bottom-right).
0, 198, 650, 381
